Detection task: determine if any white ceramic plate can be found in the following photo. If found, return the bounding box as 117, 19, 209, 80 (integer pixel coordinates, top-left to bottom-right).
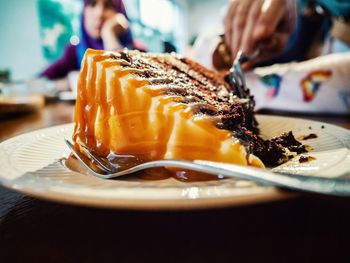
0, 115, 349, 210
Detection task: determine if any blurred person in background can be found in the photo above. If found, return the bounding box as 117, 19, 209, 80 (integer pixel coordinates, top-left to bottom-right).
212, 0, 350, 114
42, 0, 135, 80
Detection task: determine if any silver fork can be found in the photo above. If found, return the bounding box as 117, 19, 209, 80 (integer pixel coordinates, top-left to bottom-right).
65, 139, 350, 196
229, 49, 260, 99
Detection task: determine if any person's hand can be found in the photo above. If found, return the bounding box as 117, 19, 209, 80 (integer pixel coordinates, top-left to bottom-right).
101, 12, 129, 39
224, 0, 297, 64
101, 13, 129, 51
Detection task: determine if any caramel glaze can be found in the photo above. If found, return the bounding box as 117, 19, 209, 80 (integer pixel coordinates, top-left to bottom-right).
73, 49, 307, 181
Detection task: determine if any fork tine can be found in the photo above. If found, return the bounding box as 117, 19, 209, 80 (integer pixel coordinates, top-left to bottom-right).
229, 50, 261, 99
78, 143, 117, 173
229, 51, 247, 98
64, 139, 109, 178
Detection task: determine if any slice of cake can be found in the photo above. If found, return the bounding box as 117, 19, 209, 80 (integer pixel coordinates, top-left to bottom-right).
72, 49, 305, 172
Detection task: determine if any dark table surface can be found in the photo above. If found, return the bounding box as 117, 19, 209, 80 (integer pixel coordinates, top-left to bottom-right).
1, 101, 350, 263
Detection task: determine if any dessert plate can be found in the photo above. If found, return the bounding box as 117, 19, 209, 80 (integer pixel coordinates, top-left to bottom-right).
0, 115, 349, 210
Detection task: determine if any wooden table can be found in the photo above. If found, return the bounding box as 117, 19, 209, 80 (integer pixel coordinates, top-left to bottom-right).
1, 102, 350, 263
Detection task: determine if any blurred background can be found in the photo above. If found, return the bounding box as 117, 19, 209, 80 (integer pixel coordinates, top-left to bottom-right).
0, 0, 227, 82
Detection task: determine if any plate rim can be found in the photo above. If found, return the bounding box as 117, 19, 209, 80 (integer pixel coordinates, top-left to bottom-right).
0, 180, 295, 210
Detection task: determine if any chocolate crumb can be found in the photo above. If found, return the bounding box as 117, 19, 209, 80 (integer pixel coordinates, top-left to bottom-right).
299, 133, 318, 140
299, 155, 316, 163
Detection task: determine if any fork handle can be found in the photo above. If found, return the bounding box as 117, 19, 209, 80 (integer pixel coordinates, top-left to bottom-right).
194, 160, 350, 196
